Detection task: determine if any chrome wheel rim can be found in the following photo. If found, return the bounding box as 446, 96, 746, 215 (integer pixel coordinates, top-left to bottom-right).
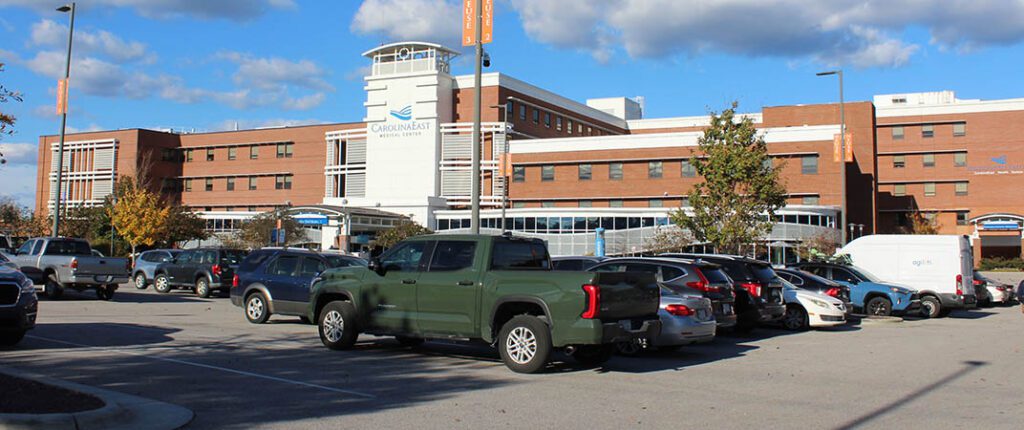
505, 326, 537, 364
156, 277, 167, 291
869, 301, 888, 315
246, 297, 264, 320
135, 275, 145, 288
323, 310, 345, 343
922, 301, 935, 316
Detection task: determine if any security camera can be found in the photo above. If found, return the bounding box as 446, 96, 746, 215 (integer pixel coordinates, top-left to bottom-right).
482, 52, 491, 68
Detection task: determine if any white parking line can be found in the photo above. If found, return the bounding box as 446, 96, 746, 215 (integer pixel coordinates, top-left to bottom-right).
26, 334, 377, 399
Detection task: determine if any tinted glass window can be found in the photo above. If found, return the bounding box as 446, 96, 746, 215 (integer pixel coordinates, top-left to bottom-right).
701, 267, 732, 284
428, 241, 477, 272
591, 263, 626, 273
222, 250, 246, 265
239, 251, 274, 272
202, 251, 218, 264
31, 240, 45, 255
624, 263, 660, 279
832, 268, 858, 283
749, 264, 778, 283
298, 257, 327, 277
552, 259, 584, 271
490, 240, 550, 270
43, 239, 93, 256
380, 241, 427, 272
269, 256, 300, 276
718, 262, 753, 281
16, 240, 34, 255
324, 255, 367, 268
661, 266, 686, 281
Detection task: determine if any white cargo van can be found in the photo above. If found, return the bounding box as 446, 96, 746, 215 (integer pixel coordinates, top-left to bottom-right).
839, 235, 976, 318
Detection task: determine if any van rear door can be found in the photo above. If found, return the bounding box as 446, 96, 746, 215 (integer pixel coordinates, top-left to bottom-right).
959, 236, 976, 303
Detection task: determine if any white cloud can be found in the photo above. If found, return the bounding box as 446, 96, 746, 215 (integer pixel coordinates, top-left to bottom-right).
283, 93, 326, 110
0, 163, 38, 208
30, 19, 152, 64
218, 52, 333, 92
0, 142, 36, 165
0, 0, 296, 21
351, 0, 461, 47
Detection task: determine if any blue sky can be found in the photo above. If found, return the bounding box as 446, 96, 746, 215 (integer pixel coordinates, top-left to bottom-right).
2, 0, 1024, 208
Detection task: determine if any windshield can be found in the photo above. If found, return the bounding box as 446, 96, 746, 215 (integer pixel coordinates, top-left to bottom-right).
795, 270, 840, 287
778, 276, 800, 291
44, 239, 94, 256
325, 255, 368, 268
750, 264, 778, 283
700, 267, 732, 284
849, 265, 883, 283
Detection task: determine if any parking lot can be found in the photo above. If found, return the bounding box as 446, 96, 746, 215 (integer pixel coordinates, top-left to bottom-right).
0, 286, 1021, 429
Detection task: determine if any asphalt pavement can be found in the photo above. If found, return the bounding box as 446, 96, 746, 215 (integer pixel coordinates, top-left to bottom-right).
0, 286, 1021, 429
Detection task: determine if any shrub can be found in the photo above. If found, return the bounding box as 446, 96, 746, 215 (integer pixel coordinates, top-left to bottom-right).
978, 257, 1024, 271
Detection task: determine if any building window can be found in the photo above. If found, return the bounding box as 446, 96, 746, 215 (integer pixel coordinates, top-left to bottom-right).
276, 143, 293, 158
578, 164, 592, 180
205, 178, 213, 192
541, 201, 555, 208
953, 122, 966, 137
532, 109, 539, 124
922, 124, 934, 138
567, 120, 573, 134
543, 112, 551, 128
519, 105, 526, 120
648, 199, 663, 208
894, 184, 906, 196
249, 177, 257, 190
587, 126, 593, 135
577, 124, 583, 134
893, 155, 905, 168
556, 116, 563, 131
924, 182, 936, 196
226, 177, 235, 191
802, 196, 820, 205
923, 153, 935, 167
228, 147, 237, 160
505, 101, 513, 120
578, 200, 592, 208
681, 159, 696, 177
184, 179, 192, 192
512, 166, 526, 182
762, 158, 772, 170
648, 161, 663, 178
247, 206, 256, 212
185, 149, 193, 162
956, 211, 968, 225
892, 126, 904, 140
206, 148, 214, 161
609, 200, 623, 208
250, 146, 258, 159
801, 155, 818, 174
954, 152, 966, 167
609, 163, 623, 180
955, 181, 968, 196
541, 165, 555, 181
512, 202, 526, 208
275, 175, 292, 190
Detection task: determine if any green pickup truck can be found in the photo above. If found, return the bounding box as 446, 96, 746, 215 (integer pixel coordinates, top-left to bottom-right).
308, 234, 662, 373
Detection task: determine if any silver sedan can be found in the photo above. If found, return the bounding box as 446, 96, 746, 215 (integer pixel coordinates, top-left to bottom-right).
618, 289, 716, 354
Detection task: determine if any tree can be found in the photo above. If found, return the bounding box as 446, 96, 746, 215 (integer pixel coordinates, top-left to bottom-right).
0, 62, 23, 166
162, 205, 209, 247
796, 231, 841, 261
0, 197, 48, 237
374, 220, 431, 249
644, 225, 694, 255
902, 211, 941, 235
671, 102, 788, 254
231, 209, 304, 249
109, 180, 170, 255
61, 205, 109, 240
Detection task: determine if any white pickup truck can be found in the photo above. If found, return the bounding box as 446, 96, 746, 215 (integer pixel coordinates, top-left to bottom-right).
7, 237, 129, 300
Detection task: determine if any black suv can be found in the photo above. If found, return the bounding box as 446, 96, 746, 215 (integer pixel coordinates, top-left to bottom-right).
153, 248, 248, 298
231, 249, 366, 324
662, 253, 786, 331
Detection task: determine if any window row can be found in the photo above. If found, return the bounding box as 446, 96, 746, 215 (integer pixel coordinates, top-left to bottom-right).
436, 213, 835, 233
179, 143, 294, 162
512, 100, 609, 137
891, 152, 966, 168
891, 182, 968, 197
179, 175, 293, 192
890, 123, 966, 140
895, 211, 970, 227
513, 156, 816, 182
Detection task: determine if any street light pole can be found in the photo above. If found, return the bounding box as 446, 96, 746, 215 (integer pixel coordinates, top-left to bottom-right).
490, 102, 509, 232
53, 2, 76, 237
469, 0, 483, 234
817, 69, 846, 245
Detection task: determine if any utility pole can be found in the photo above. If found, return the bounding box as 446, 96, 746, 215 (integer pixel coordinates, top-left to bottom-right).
817, 69, 846, 245
53, 2, 76, 237
469, 0, 483, 234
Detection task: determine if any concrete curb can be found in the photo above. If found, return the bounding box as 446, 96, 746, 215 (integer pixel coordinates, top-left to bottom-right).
0, 365, 193, 430
860, 315, 904, 324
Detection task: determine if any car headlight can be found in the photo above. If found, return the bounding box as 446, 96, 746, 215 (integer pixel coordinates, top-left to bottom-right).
20, 278, 35, 294
889, 287, 906, 294
809, 298, 830, 309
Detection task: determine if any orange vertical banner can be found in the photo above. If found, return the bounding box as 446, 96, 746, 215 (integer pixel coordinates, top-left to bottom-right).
844, 132, 854, 162
499, 153, 512, 177
462, 0, 476, 46
481, 0, 494, 44
55, 78, 68, 115
833, 133, 841, 162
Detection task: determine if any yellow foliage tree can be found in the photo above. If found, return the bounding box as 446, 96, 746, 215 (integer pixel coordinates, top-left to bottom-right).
108, 182, 170, 255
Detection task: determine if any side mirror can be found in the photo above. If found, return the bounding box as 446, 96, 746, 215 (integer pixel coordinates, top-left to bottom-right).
368, 258, 386, 276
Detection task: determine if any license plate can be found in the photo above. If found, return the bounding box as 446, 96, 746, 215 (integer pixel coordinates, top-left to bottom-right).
95, 275, 112, 283
722, 304, 733, 315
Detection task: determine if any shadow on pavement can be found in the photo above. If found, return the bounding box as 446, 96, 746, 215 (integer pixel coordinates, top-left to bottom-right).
945, 310, 996, 319
19, 323, 180, 349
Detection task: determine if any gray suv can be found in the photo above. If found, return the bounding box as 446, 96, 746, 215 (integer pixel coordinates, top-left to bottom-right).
132, 249, 181, 290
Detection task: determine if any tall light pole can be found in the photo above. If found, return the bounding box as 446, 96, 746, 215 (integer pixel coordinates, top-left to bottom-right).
469, 0, 483, 234
490, 102, 509, 232
817, 69, 846, 245
53, 2, 76, 237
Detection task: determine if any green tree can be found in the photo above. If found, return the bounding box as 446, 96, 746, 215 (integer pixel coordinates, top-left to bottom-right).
0, 197, 47, 237
109, 180, 170, 255
374, 220, 432, 249
644, 225, 694, 254
231, 209, 304, 249
162, 205, 209, 247
0, 62, 23, 166
671, 102, 787, 254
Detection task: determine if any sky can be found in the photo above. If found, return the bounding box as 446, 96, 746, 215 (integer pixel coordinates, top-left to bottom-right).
2, 0, 1024, 209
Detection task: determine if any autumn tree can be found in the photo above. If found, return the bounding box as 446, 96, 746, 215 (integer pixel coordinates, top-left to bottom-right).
109, 180, 170, 255
374, 220, 432, 249
0, 62, 23, 166
796, 231, 842, 261
162, 205, 208, 247
902, 211, 941, 235
671, 103, 787, 254
0, 197, 48, 237
231, 209, 304, 249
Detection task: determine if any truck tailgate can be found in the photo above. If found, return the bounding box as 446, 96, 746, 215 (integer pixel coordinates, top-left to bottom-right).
74, 257, 129, 277
591, 272, 660, 320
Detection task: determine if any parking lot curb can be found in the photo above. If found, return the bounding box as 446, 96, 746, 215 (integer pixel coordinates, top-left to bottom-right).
0, 365, 194, 430
860, 316, 904, 324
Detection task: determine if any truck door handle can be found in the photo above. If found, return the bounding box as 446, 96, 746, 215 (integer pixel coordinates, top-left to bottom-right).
402, 279, 417, 285
457, 280, 474, 286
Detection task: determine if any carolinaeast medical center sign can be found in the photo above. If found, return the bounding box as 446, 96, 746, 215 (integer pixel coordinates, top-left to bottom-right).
370, 104, 432, 139
969, 155, 1024, 175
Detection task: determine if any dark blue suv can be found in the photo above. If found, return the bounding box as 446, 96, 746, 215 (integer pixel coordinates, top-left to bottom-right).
230, 249, 366, 324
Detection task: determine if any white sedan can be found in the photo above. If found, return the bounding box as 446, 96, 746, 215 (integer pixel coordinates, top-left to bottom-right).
780, 278, 847, 330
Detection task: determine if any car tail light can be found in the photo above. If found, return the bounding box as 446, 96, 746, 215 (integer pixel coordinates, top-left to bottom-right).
70, 258, 78, 270
581, 284, 600, 319
665, 304, 694, 317
972, 279, 982, 286
955, 274, 963, 296
212, 264, 222, 276
824, 287, 840, 298
232, 274, 239, 288
686, 269, 716, 292
739, 282, 761, 297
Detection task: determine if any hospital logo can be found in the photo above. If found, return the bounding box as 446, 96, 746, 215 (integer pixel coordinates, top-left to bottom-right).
389, 105, 413, 121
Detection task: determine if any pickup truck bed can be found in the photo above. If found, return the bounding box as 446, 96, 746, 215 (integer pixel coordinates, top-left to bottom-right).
11, 237, 128, 301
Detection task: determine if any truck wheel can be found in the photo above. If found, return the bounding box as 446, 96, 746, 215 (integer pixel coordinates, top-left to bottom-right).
920, 296, 942, 318
245, 292, 270, 324
866, 297, 893, 317
395, 336, 425, 347
195, 278, 211, 298
134, 273, 148, 290
783, 304, 809, 331
154, 274, 172, 294
614, 340, 643, 356
44, 274, 64, 300
0, 330, 26, 346
318, 301, 359, 350
96, 285, 115, 301
572, 345, 614, 365
498, 315, 552, 374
